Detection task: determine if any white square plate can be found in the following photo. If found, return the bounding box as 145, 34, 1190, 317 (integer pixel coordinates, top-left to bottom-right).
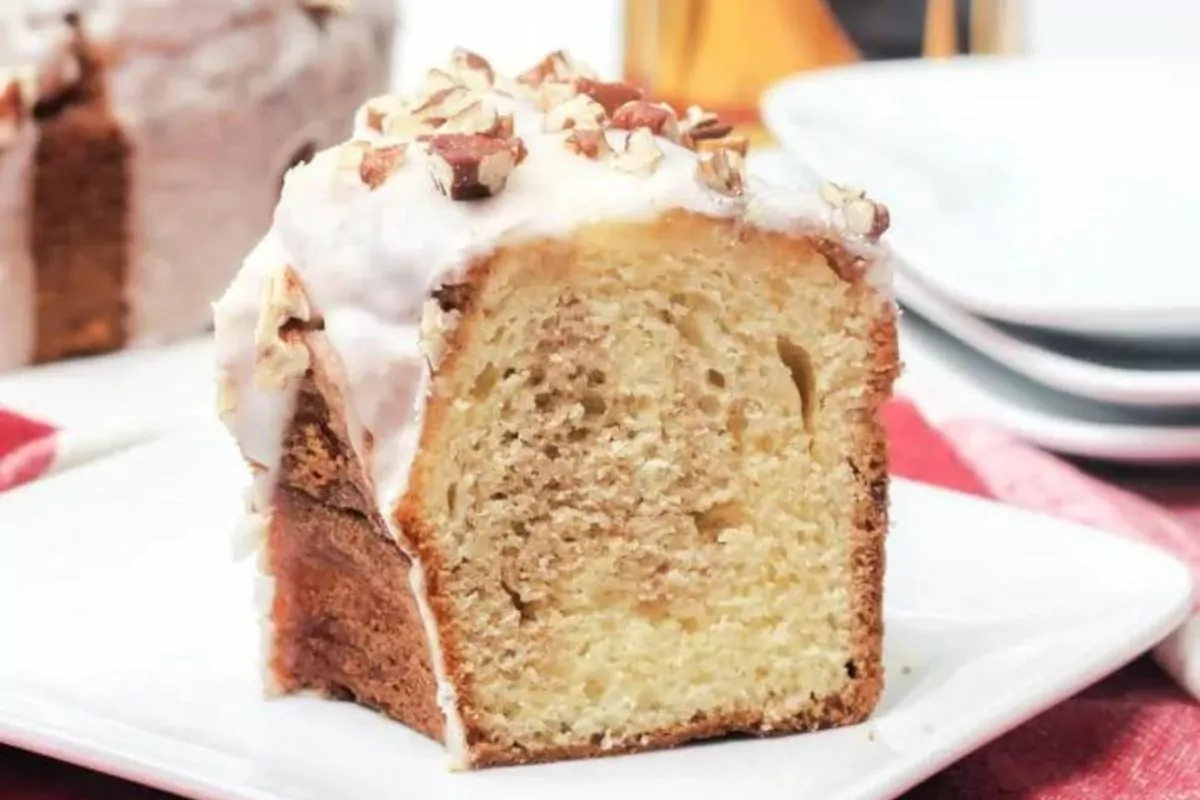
0, 421, 1191, 800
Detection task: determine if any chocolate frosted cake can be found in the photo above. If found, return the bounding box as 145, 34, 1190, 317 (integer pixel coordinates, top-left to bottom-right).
0, 0, 395, 368
215, 48, 899, 769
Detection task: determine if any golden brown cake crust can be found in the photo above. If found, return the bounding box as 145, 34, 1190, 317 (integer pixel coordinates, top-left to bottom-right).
394, 211, 899, 768
266, 333, 445, 741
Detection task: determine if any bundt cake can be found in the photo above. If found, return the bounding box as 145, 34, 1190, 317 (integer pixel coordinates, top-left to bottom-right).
214, 48, 900, 769
0, 0, 394, 369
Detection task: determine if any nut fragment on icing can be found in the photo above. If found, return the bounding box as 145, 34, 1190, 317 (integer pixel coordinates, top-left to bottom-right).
439, 99, 510, 137
696, 148, 747, 197
359, 94, 406, 134
359, 144, 408, 189
425, 67, 460, 93
679, 105, 733, 143
611, 100, 681, 144
543, 93, 607, 132
611, 128, 663, 175
575, 78, 643, 116
253, 265, 312, 390
426, 133, 525, 200
535, 80, 578, 111
843, 198, 890, 238
819, 182, 891, 239
696, 134, 748, 157
563, 128, 613, 160
518, 49, 596, 87
412, 86, 478, 127
450, 48, 495, 90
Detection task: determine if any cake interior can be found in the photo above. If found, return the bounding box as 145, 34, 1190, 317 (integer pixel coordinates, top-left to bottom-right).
407, 215, 890, 761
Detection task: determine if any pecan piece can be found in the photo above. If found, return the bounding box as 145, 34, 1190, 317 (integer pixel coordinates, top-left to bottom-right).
612, 128, 663, 175
425, 67, 461, 93
254, 265, 312, 390
819, 182, 890, 239
575, 77, 643, 116
696, 134, 748, 157
438, 99, 509, 137
680, 105, 733, 142
359, 144, 407, 189
518, 49, 595, 87
411, 85, 476, 126
359, 94, 406, 134
535, 80, 578, 111
611, 100, 681, 143
543, 93, 607, 132
450, 47, 494, 90
695, 148, 747, 197
563, 128, 613, 160
843, 198, 891, 238
426, 133, 524, 200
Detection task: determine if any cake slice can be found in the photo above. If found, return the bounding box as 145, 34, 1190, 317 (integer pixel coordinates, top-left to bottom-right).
214, 48, 899, 769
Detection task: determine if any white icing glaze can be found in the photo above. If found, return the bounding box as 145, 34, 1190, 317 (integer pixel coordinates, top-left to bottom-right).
214, 59, 894, 767
0, 0, 395, 367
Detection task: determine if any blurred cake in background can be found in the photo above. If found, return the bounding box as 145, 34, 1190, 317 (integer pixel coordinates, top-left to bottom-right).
0, 0, 395, 369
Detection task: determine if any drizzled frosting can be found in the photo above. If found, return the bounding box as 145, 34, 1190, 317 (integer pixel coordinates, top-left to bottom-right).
213, 49, 892, 768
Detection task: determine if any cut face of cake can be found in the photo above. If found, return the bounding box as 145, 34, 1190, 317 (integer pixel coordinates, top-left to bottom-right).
214, 48, 899, 769
0, 0, 395, 369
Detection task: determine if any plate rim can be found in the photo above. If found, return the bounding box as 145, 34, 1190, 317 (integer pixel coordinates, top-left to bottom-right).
894, 268, 1200, 408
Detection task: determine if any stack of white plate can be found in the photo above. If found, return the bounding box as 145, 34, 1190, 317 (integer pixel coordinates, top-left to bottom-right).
758, 56, 1200, 465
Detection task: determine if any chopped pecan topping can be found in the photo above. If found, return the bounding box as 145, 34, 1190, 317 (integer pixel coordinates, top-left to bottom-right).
612, 128, 664, 175
844, 198, 890, 238
575, 77, 644, 116
680, 105, 733, 142
543, 93, 607, 132
426, 133, 524, 200
518, 49, 595, 87
535, 80, 579, 111
696, 134, 748, 157
438, 99, 508, 136
360, 94, 406, 134
819, 182, 890, 239
411, 85, 477, 126
695, 148, 747, 197
359, 144, 407, 189
254, 265, 312, 389
450, 47, 494, 90
610, 100, 681, 143
563, 128, 613, 160
425, 67, 460, 93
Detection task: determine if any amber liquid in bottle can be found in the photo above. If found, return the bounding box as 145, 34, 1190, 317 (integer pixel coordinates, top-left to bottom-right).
623, 0, 1021, 140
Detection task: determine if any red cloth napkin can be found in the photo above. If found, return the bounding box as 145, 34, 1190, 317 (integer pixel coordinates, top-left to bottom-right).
0, 409, 58, 491
1, 398, 1199, 798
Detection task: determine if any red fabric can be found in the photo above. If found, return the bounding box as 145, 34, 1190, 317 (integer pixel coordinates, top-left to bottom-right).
0, 398, 1198, 798
0, 409, 57, 492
